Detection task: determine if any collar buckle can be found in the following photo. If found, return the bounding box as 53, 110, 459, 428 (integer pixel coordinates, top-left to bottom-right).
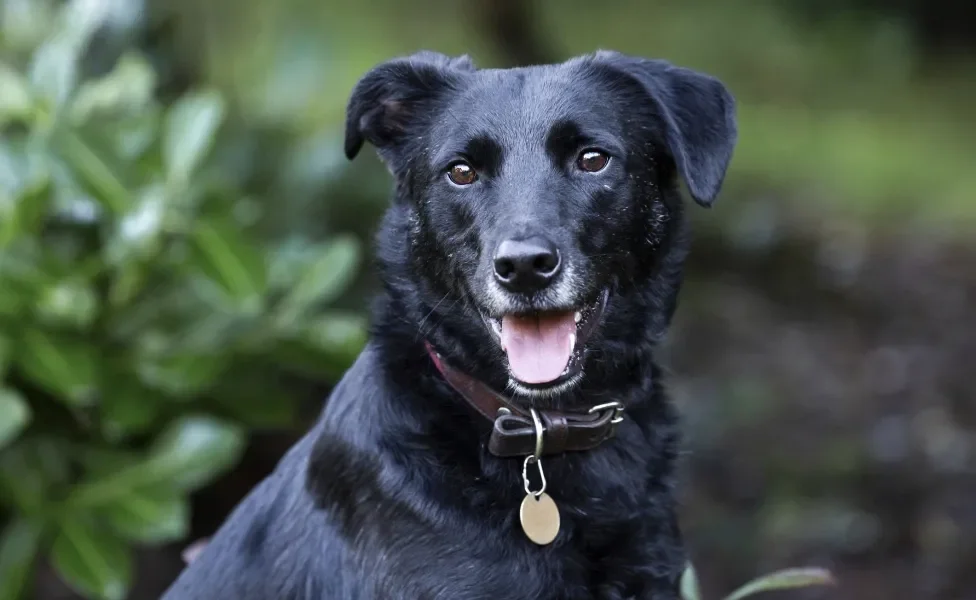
588, 401, 625, 440
588, 401, 625, 424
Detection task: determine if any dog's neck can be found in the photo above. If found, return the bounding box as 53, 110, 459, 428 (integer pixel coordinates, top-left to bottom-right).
359, 301, 678, 521
423, 340, 626, 459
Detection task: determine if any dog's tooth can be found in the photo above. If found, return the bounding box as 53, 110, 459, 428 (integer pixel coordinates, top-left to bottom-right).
569, 333, 577, 352
574, 311, 582, 323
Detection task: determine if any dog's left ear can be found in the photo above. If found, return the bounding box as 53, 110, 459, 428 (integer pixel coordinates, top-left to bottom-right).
592, 51, 737, 207
344, 51, 475, 162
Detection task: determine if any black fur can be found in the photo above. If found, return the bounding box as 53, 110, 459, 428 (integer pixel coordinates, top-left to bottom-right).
163, 50, 737, 600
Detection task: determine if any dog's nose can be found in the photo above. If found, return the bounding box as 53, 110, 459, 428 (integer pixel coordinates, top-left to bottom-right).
493, 236, 562, 293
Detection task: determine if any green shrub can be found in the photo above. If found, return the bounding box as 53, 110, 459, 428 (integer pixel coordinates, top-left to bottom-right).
0, 3, 365, 598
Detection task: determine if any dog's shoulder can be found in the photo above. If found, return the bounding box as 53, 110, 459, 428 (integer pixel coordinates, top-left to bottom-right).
160, 353, 388, 599
161, 431, 344, 598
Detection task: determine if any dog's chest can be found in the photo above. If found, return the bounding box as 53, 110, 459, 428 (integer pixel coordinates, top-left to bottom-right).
354, 514, 657, 600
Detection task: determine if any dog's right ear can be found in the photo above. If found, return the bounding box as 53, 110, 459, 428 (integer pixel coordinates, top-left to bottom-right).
344, 51, 475, 161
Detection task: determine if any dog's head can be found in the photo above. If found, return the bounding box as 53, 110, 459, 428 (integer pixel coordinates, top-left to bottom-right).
346, 50, 736, 398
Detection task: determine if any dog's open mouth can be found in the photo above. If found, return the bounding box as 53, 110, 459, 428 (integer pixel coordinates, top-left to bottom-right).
483, 290, 609, 387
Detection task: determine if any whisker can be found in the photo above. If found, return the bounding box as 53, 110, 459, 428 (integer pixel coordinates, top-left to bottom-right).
416, 294, 464, 340
417, 292, 451, 332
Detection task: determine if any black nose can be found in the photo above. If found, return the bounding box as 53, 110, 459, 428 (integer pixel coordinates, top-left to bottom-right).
493, 236, 562, 293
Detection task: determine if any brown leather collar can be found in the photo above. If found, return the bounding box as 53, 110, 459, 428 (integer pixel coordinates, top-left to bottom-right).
425, 342, 624, 458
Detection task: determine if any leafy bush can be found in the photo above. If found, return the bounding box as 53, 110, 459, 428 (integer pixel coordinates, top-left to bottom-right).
0, 3, 365, 598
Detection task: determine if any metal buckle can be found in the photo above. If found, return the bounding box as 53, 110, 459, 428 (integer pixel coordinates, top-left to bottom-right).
587, 401, 625, 424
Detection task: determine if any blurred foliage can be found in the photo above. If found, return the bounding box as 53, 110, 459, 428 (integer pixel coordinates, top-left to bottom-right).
0, 1, 365, 598
158, 0, 976, 231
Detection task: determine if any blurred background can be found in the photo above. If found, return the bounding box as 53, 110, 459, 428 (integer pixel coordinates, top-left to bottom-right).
0, 0, 974, 598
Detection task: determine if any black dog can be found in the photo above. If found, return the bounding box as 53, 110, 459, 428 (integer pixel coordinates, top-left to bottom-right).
163, 49, 736, 600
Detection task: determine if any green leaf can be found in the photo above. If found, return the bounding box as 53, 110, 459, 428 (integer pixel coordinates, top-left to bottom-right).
0, 175, 53, 246
15, 330, 98, 406
0, 62, 34, 125
70, 416, 245, 507
681, 564, 703, 600
35, 278, 99, 330
0, 138, 24, 194
0, 336, 11, 378
70, 54, 156, 124
277, 235, 361, 320
104, 183, 166, 266
268, 311, 366, 380
303, 311, 368, 361
99, 377, 160, 441
190, 218, 267, 311
163, 89, 225, 184
0, 240, 44, 318
145, 416, 245, 490
76, 447, 141, 480
0, 437, 70, 514
136, 352, 229, 397
54, 129, 130, 214
0, 389, 31, 450
0, 518, 43, 600
112, 108, 161, 161
167, 310, 243, 354
51, 518, 130, 600
19, 175, 53, 231
101, 489, 189, 544
0, 284, 24, 319
0, 0, 53, 53
107, 263, 147, 308
723, 568, 836, 600
28, 34, 82, 111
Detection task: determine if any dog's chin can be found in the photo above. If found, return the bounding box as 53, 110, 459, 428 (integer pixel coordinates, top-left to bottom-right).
506, 372, 585, 399
480, 289, 609, 398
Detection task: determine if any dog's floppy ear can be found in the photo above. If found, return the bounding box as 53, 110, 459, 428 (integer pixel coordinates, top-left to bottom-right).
592, 51, 737, 207
344, 51, 475, 161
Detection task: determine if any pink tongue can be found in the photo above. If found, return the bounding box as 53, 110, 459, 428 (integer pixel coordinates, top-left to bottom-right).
500, 312, 577, 384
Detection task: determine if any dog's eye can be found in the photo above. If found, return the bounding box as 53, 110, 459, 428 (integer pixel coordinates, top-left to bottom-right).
447, 162, 478, 186
577, 150, 610, 173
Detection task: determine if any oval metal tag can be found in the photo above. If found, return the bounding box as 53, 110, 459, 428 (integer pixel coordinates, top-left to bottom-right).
519, 492, 560, 545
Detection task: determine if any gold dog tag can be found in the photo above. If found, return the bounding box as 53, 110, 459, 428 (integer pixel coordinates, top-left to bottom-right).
519, 492, 560, 545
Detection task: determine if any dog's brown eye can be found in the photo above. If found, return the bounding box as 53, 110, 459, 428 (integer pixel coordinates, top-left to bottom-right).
447, 162, 478, 186
577, 150, 610, 173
